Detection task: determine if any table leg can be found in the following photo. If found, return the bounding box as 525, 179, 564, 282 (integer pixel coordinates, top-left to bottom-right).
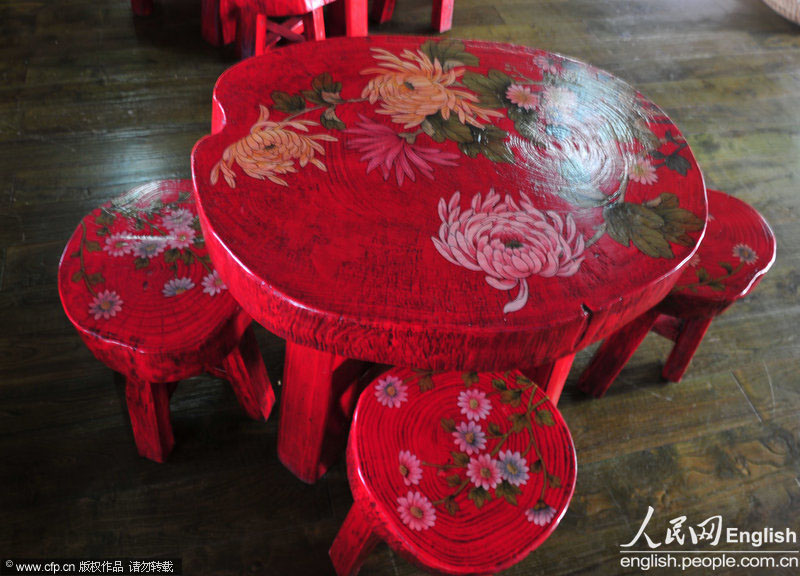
521, 353, 575, 406
277, 341, 370, 483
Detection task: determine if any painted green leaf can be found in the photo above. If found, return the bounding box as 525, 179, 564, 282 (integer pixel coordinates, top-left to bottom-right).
468, 486, 490, 509
422, 112, 473, 144
696, 268, 710, 282
548, 473, 562, 488
71, 271, 83, 283
272, 91, 306, 114
441, 418, 456, 433
487, 422, 502, 436
446, 474, 462, 487
163, 248, 180, 264
708, 280, 725, 291
462, 69, 512, 108
531, 459, 543, 473
87, 273, 104, 285
509, 412, 529, 433
459, 125, 513, 163
720, 262, 733, 274
492, 378, 507, 391
452, 451, 469, 466
96, 227, 108, 237
500, 388, 523, 407
420, 39, 479, 70
320, 107, 346, 131
193, 237, 205, 248
181, 251, 195, 265
508, 105, 542, 143
95, 212, 115, 226
85, 240, 101, 252
134, 257, 149, 269
312, 72, 342, 95
443, 496, 459, 516
534, 410, 555, 427
602, 202, 673, 258
496, 480, 522, 505
462, 371, 479, 386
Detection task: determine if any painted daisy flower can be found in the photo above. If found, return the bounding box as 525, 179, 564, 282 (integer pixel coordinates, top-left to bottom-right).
506, 84, 539, 110
526, 501, 557, 526
167, 226, 196, 250
162, 208, 194, 231
629, 157, 658, 185
688, 253, 701, 267
374, 374, 408, 408
398, 450, 422, 486
466, 454, 501, 490
542, 85, 577, 119
733, 243, 758, 264
534, 54, 560, 75
397, 491, 436, 531
162, 277, 195, 297
103, 233, 135, 257
201, 270, 227, 296
89, 290, 123, 320
457, 389, 491, 421
497, 450, 530, 486
452, 421, 487, 455
132, 237, 167, 259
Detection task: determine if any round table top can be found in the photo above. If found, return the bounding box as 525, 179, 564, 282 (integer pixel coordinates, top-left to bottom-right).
192, 36, 707, 369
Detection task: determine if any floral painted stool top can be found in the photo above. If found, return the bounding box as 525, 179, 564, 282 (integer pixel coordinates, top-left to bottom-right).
665, 189, 776, 315
192, 35, 707, 482
330, 368, 576, 575
58, 180, 239, 380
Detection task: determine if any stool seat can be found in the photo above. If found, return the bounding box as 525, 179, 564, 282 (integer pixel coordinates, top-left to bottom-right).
331, 368, 576, 575
58, 180, 275, 461
578, 189, 776, 396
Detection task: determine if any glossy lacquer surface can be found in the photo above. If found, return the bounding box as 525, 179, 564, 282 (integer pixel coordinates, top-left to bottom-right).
192, 36, 707, 370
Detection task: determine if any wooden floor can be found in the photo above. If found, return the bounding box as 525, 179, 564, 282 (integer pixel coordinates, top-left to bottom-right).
1, 1, 799, 574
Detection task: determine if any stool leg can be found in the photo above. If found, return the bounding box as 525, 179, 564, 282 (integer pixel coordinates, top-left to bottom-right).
330, 0, 369, 37
522, 353, 575, 406
201, 0, 224, 45
124, 376, 175, 463
330, 505, 380, 576
370, 0, 396, 24
661, 316, 713, 382
577, 308, 660, 398
234, 3, 259, 59
277, 341, 369, 483
131, 0, 154, 16
221, 325, 276, 421
431, 0, 454, 32
302, 7, 326, 41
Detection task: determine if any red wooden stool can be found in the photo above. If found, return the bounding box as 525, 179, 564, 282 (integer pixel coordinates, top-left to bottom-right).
578, 190, 776, 397
371, 0, 454, 33
330, 368, 576, 575
57, 180, 275, 462
211, 0, 367, 58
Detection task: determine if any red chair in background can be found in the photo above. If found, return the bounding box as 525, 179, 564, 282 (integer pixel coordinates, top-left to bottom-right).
578, 189, 776, 397
371, 0, 454, 33
58, 180, 275, 462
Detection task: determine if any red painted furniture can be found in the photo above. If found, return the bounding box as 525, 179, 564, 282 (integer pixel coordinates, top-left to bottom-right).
578, 190, 776, 397
131, 0, 154, 16
330, 368, 576, 575
371, 0, 454, 33
191, 36, 707, 483
206, 0, 367, 58
57, 180, 275, 462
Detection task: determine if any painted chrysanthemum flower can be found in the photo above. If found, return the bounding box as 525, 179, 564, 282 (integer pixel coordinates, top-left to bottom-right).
167, 226, 196, 250
397, 491, 436, 531
733, 243, 758, 264
161, 208, 194, 231
629, 157, 658, 185
466, 454, 501, 490
398, 450, 423, 486
89, 290, 123, 320
162, 276, 195, 297
432, 189, 585, 314
211, 106, 338, 188
132, 237, 167, 259
374, 374, 409, 408
457, 389, 491, 421
360, 47, 503, 129
526, 501, 557, 526
452, 421, 487, 455
201, 270, 227, 296
103, 233, 135, 257
506, 84, 539, 110
345, 114, 459, 186
497, 450, 530, 486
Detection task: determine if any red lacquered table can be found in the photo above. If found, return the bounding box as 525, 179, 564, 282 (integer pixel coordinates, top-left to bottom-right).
191, 36, 707, 483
